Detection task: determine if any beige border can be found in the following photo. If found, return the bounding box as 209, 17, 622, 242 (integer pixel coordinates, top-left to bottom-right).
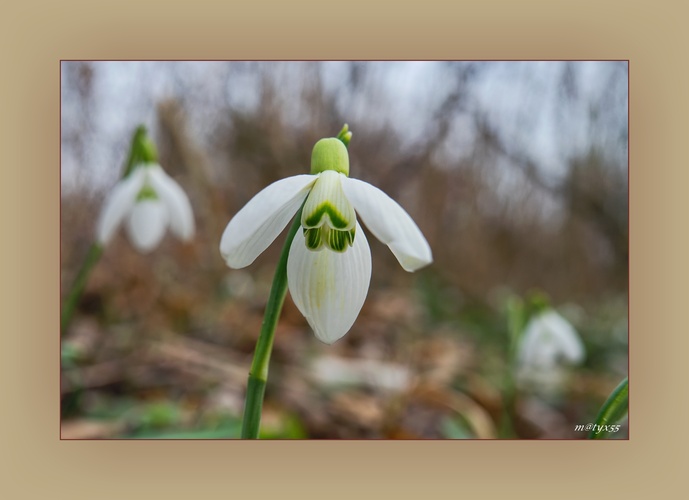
2, 0, 686, 498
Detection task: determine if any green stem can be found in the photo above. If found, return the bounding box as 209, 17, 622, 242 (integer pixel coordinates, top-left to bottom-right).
61, 243, 103, 334
588, 377, 628, 439
498, 374, 517, 438
241, 209, 303, 439
498, 297, 525, 438
498, 356, 519, 438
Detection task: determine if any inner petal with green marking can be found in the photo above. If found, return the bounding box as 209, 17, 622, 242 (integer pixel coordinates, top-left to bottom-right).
303, 225, 356, 252
136, 183, 159, 202
301, 170, 357, 252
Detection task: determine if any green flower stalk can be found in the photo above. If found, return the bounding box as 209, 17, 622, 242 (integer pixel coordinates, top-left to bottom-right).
498, 296, 526, 438
60, 242, 104, 333
220, 126, 433, 438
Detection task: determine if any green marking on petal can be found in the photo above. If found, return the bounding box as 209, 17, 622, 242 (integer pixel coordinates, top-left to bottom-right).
302, 225, 355, 253
328, 228, 348, 252
328, 225, 355, 252
301, 170, 357, 252
302, 170, 356, 233
304, 227, 324, 251
303, 202, 351, 229
136, 184, 158, 201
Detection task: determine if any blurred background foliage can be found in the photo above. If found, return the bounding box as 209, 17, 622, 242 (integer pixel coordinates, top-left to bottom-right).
60, 61, 628, 439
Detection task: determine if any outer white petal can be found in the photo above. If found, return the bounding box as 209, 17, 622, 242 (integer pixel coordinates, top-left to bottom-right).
146, 165, 195, 240
516, 327, 536, 368
220, 174, 317, 269
540, 310, 585, 364
125, 199, 169, 253
96, 168, 146, 245
340, 176, 432, 272
517, 310, 585, 368
518, 318, 553, 368
287, 222, 372, 344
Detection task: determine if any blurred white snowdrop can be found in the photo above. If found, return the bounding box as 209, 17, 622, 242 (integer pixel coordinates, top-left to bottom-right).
97, 163, 195, 253
516, 309, 585, 392
310, 355, 411, 392
220, 134, 432, 344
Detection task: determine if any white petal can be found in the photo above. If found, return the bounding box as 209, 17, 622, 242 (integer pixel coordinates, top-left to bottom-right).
146, 165, 195, 240
220, 174, 318, 269
341, 177, 433, 272
540, 310, 585, 363
518, 319, 552, 368
517, 310, 585, 368
125, 199, 169, 253
96, 168, 146, 245
287, 222, 372, 344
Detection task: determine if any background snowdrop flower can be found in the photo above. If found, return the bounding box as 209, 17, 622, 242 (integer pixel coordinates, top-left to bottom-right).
97, 163, 195, 253
220, 136, 432, 344
516, 309, 585, 392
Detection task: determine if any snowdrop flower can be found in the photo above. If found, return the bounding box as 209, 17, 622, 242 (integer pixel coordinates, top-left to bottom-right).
220, 137, 432, 344
516, 309, 585, 391
97, 163, 195, 253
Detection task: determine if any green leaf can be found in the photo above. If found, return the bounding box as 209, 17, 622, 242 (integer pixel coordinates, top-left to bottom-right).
440, 416, 473, 439
138, 402, 182, 429
588, 377, 628, 439
259, 413, 307, 439
60, 343, 82, 368
125, 421, 242, 439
